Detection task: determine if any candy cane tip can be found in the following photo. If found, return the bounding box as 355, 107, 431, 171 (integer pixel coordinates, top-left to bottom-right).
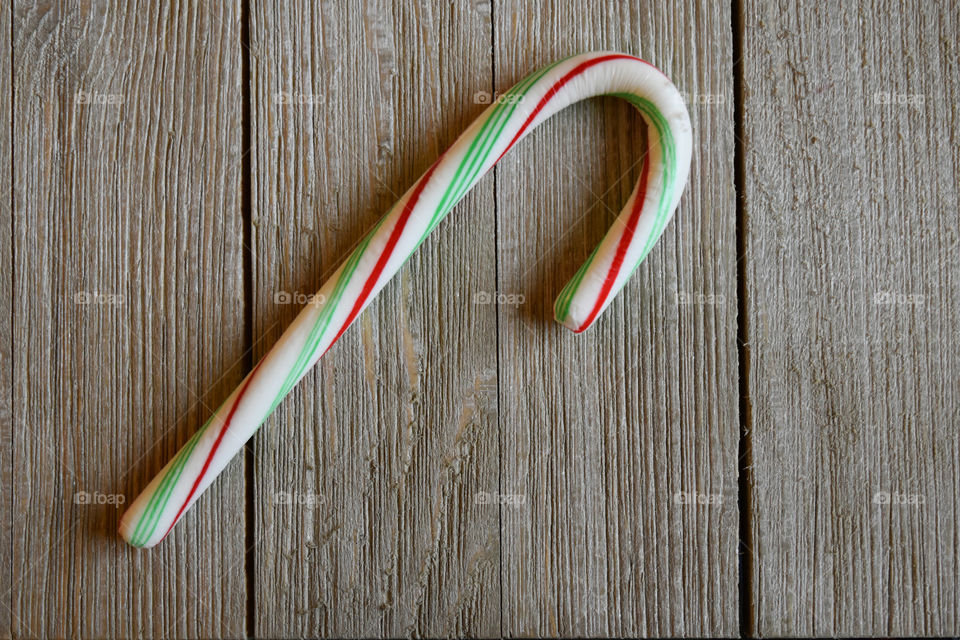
118, 505, 161, 548
117, 513, 142, 547
554, 306, 589, 333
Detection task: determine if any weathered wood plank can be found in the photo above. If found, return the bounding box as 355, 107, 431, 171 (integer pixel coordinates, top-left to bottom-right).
741, 0, 960, 635
249, 1, 499, 636
494, 1, 739, 636
0, 0, 11, 637
11, 1, 247, 637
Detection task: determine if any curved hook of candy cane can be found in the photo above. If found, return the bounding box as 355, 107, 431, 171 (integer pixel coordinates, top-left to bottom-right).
120, 51, 692, 548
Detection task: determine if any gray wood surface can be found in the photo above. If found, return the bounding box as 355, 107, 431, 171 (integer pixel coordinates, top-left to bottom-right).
249, 1, 500, 637
1, 0, 11, 637
741, 0, 960, 635
493, 1, 739, 637
3, 0, 959, 637
10, 1, 247, 637
249, 0, 740, 635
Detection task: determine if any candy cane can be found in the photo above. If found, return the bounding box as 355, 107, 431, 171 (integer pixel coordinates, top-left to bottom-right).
120, 51, 692, 548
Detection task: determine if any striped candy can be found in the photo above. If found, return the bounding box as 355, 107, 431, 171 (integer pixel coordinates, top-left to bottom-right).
120, 51, 693, 548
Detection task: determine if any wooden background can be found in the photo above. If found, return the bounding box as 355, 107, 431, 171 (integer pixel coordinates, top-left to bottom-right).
2, 0, 956, 637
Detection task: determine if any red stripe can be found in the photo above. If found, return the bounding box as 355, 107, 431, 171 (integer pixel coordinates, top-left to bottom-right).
489, 52, 658, 334
326, 54, 653, 347
163, 154, 446, 541
493, 54, 644, 165
161, 359, 265, 540
153, 53, 666, 542
327, 156, 444, 349
573, 152, 652, 333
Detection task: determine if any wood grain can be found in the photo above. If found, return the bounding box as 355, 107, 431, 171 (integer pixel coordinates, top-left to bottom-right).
249, 1, 500, 636
5, 0, 957, 636
741, 0, 960, 635
11, 1, 247, 637
493, 1, 739, 637
0, 0, 11, 637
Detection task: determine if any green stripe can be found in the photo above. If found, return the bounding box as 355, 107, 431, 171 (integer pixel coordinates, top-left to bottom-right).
613, 95, 677, 262
555, 92, 677, 323
427, 95, 518, 234
132, 208, 393, 546
134, 208, 399, 546
130, 412, 216, 546
555, 243, 601, 323
130, 424, 201, 546
269, 246, 365, 407
264, 207, 394, 418
131, 208, 401, 546
421, 58, 567, 242
435, 55, 577, 230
